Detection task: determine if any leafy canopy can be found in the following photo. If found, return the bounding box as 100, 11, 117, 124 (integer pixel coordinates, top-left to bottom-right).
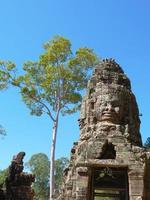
0, 61, 16, 90
13, 36, 99, 119
55, 157, 69, 189
26, 153, 69, 199
0, 168, 8, 189
0, 125, 6, 136
27, 153, 49, 200
0, 61, 16, 136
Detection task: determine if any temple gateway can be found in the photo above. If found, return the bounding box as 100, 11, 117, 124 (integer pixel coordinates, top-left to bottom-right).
58, 59, 150, 200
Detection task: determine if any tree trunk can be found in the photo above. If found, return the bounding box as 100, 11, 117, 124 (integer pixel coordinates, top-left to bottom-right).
50, 110, 59, 200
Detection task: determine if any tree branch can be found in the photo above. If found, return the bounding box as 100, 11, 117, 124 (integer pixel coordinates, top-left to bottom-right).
29, 94, 55, 122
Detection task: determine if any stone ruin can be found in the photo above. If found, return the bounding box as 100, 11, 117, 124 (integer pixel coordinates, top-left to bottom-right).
58, 59, 150, 200
0, 152, 35, 200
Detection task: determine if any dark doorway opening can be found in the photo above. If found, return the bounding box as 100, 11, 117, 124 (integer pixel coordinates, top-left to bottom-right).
99, 141, 116, 159
91, 167, 129, 200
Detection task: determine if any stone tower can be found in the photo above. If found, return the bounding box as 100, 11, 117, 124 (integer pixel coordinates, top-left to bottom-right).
58, 59, 150, 200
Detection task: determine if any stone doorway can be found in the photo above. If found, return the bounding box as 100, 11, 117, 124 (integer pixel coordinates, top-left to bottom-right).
91, 167, 129, 200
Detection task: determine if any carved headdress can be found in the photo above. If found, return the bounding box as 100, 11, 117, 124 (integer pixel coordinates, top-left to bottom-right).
79, 59, 142, 146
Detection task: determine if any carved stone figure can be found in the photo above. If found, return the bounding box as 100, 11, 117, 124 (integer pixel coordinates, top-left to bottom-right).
58, 59, 150, 200
96, 94, 125, 124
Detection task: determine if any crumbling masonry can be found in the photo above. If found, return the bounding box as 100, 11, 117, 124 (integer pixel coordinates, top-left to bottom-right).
0, 152, 35, 200
58, 59, 150, 200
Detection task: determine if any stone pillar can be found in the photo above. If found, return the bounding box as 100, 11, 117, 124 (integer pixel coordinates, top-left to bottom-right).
143, 159, 150, 200
128, 170, 144, 200
76, 167, 89, 200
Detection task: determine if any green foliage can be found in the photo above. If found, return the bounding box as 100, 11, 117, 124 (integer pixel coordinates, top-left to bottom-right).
0, 168, 8, 189
0, 61, 16, 90
27, 153, 49, 200
55, 157, 69, 190
9, 36, 99, 198
13, 36, 99, 119
27, 153, 69, 200
144, 137, 150, 149
0, 61, 16, 137
0, 125, 6, 136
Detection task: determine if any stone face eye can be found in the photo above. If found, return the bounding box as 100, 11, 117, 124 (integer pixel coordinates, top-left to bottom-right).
114, 107, 120, 112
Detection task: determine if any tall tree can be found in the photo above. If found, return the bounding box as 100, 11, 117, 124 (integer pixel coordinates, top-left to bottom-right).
12, 36, 99, 199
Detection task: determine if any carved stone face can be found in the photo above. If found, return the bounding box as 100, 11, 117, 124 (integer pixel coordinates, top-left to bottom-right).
96, 94, 125, 124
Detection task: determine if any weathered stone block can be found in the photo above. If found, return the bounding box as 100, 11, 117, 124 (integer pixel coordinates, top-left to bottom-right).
57, 59, 150, 200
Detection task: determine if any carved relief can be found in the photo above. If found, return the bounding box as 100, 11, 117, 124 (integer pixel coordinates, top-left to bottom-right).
58, 59, 150, 200
96, 94, 125, 124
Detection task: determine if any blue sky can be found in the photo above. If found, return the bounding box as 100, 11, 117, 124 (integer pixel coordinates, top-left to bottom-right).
0, 0, 150, 169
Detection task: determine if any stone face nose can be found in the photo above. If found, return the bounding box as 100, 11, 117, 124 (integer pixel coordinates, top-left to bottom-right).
105, 103, 113, 111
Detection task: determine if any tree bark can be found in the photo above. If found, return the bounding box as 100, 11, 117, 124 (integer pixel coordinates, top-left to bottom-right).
50, 109, 59, 200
